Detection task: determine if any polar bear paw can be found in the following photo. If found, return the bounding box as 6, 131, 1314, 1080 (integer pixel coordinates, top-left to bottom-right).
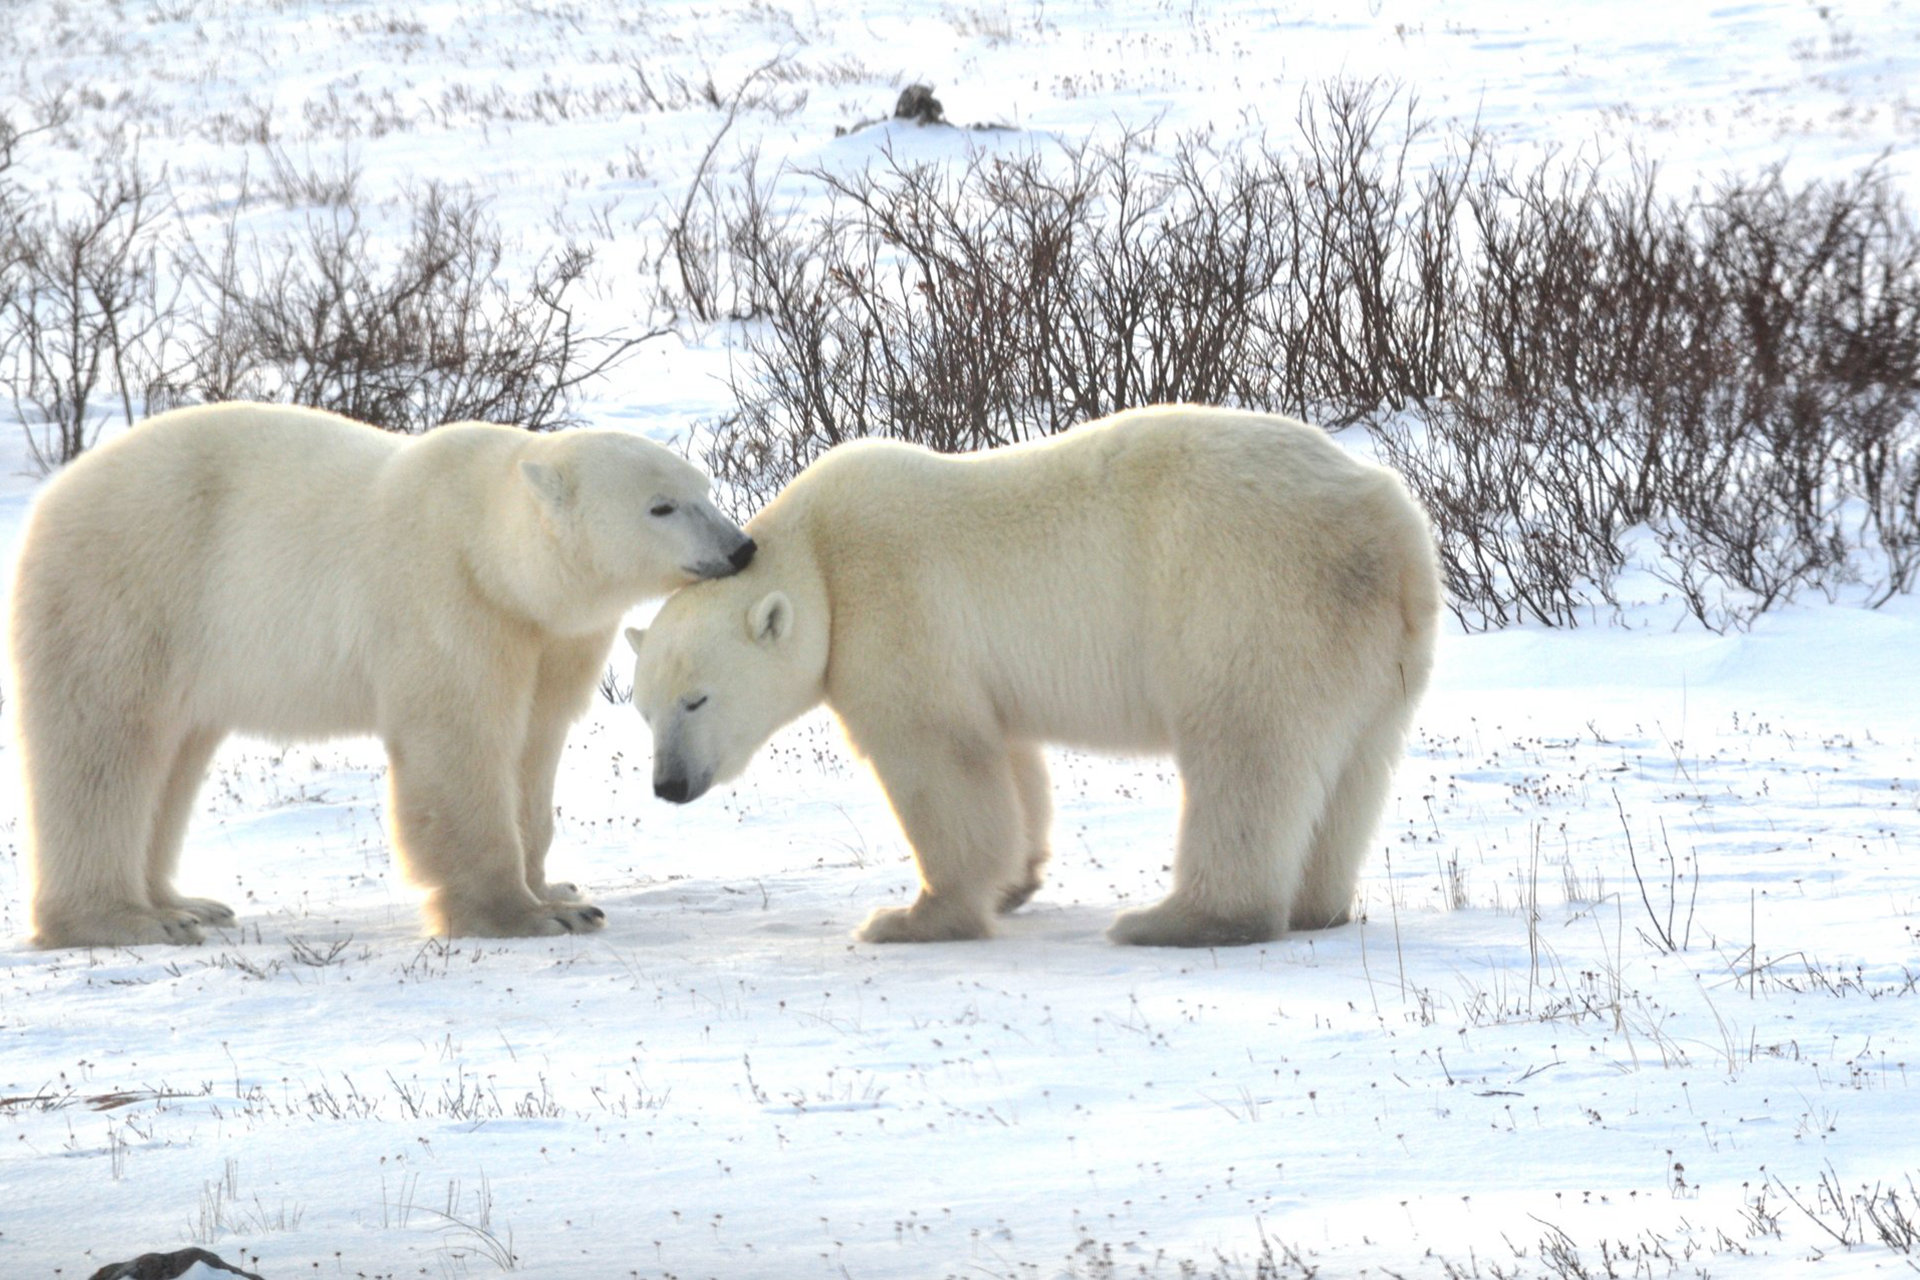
532, 880, 588, 904
33, 905, 208, 948
433, 895, 607, 938
1287, 901, 1354, 932
1107, 898, 1282, 948
158, 895, 237, 927
545, 903, 607, 934
856, 896, 991, 944
997, 863, 1046, 914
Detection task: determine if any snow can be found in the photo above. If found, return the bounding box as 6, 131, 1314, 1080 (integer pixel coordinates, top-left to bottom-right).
2, 1, 1918, 1276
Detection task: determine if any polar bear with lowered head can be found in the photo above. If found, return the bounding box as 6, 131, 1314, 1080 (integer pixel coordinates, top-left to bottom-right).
628, 405, 1440, 947
11, 402, 755, 948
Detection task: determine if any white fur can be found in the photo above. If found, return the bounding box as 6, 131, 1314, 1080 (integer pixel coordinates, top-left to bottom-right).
630, 405, 1441, 947
10, 402, 753, 947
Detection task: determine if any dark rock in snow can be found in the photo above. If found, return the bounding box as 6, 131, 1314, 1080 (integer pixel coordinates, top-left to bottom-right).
893, 83, 946, 125
836, 83, 1010, 136
88, 1247, 267, 1280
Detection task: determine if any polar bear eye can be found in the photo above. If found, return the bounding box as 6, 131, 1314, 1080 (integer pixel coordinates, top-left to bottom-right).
649, 501, 677, 517
684, 695, 708, 712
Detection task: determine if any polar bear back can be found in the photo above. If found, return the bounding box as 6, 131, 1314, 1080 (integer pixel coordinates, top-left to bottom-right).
14, 403, 468, 737
771, 405, 1435, 754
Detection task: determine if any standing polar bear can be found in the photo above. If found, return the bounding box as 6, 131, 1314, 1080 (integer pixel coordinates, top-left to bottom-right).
11, 402, 755, 948
628, 405, 1440, 947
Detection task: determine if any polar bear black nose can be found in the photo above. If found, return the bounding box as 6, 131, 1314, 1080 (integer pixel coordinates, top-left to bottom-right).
655, 777, 690, 804
729, 538, 757, 571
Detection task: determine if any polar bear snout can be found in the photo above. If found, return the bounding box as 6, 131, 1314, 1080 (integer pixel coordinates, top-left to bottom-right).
653, 768, 709, 804
682, 529, 756, 580
649, 719, 716, 804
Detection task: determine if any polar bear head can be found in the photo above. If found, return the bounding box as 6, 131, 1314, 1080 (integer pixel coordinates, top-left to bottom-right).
519, 430, 756, 596
625, 566, 829, 804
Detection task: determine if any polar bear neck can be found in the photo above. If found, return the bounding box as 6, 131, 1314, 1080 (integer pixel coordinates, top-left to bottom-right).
466, 469, 630, 639
735, 510, 834, 697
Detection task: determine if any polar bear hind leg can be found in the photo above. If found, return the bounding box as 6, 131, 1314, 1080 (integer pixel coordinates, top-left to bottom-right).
1108, 724, 1328, 948
1289, 700, 1412, 931
145, 726, 236, 926
25, 698, 209, 947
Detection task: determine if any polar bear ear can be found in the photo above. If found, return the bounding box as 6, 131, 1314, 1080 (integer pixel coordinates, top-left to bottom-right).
746, 591, 793, 647
625, 626, 646, 656
520, 460, 573, 514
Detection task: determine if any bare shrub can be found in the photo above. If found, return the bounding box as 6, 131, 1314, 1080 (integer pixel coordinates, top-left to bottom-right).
1375, 393, 1633, 629
652, 56, 796, 324
0, 151, 170, 473
1382, 156, 1920, 629
3, 125, 654, 463
260, 140, 362, 209
171, 183, 658, 433
1263, 82, 1478, 421
0, 114, 23, 316
707, 125, 1312, 512
712, 79, 1920, 627
706, 82, 1487, 513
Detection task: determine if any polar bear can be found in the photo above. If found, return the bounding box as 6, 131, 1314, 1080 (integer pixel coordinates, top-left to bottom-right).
627, 405, 1441, 947
10, 402, 755, 948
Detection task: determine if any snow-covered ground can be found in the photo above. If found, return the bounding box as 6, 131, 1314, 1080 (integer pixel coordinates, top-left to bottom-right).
2, 2, 1918, 1276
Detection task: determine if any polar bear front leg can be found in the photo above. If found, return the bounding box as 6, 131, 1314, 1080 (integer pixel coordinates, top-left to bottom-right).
855, 729, 1024, 943
997, 742, 1054, 914
516, 635, 609, 905
385, 710, 604, 938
